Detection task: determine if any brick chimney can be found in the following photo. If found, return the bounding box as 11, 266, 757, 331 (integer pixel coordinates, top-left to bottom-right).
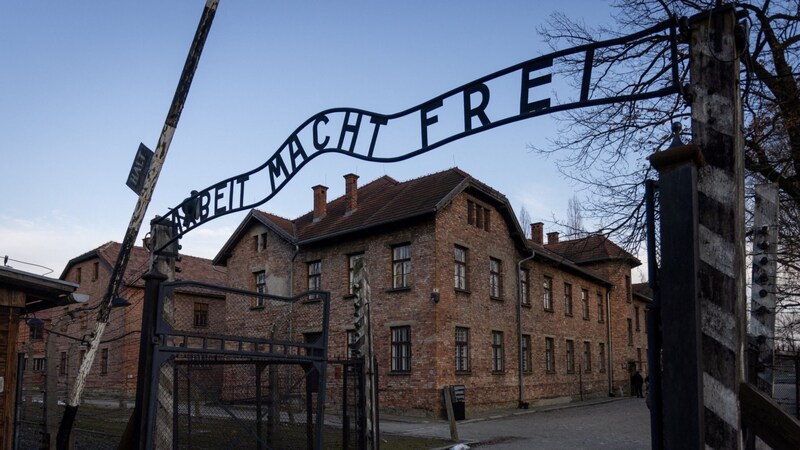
531, 222, 544, 245
312, 185, 328, 222
344, 173, 359, 215
547, 231, 560, 245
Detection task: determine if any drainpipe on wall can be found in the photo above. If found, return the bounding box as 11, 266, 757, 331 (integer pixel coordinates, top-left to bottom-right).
606, 287, 614, 395
517, 252, 535, 409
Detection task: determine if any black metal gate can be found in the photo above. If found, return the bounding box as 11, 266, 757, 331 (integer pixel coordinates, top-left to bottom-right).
143, 280, 364, 449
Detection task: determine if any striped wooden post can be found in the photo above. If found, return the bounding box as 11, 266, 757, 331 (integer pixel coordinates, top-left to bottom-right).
690, 6, 746, 449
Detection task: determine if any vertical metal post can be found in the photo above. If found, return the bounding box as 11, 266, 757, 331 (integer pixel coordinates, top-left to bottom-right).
644, 179, 663, 450
133, 263, 167, 450
690, 6, 746, 449
256, 363, 263, 450
650, 144, 705, 449
172, 362, 179, 450
343, 362, 350, 450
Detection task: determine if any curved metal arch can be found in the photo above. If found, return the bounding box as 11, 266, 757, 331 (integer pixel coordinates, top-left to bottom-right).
154, 17, 681, 251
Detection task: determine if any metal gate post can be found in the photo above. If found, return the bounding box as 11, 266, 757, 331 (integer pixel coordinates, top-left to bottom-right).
650, 144, 705, 449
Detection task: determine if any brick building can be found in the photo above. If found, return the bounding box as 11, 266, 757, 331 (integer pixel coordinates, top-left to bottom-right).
214, 168, 647, 416
16, 242, 225, 402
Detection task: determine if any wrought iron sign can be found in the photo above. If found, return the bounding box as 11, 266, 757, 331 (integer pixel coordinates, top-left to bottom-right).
155, 18, 680, 247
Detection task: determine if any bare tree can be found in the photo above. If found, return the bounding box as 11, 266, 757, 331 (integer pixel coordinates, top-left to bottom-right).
566, 195, 586, 238
532, 0, 800, 337
531, 0, 800, 250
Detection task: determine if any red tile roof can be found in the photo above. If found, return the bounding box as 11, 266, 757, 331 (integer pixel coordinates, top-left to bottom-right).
293, 170, 470, 243
61, 242, 224, 288
544, 235, 641, 268
214, 168, 524, 264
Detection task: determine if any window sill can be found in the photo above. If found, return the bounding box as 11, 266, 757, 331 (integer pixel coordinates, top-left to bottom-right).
565, 313, 573, 317
343, 294, 357, 300
583, 317, 590, 321
454, 288, 471, 295
521, 303, 532, 309
490, 296, 504, 302
249, 306, 265, 311
303, 298, 322, 304
388, 371, 411, 376
386, 287, 412, 293
491, 370, 506, 375
455, 371, 472, 376
544, 308, 554, 313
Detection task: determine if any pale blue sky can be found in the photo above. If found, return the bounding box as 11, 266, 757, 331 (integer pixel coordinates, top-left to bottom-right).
2, 1, 639, 278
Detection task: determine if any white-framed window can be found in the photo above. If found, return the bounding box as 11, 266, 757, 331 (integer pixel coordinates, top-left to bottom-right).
520, 268, 530, 306
564, 283, 573, 316
566, 339, 575, 373
307, 260, 322, 299
543, 276, 553, 311
255, 271, 266, 307
522, 334, 532, 373
454, 246, 468, 290
348, 253, 364, 295
545, 337, 555, 373
491, 331, 504, 372
391, 326, 411, 372
392, 244, 411, 289
489, 258, 502, 299
455, 327, 470, 372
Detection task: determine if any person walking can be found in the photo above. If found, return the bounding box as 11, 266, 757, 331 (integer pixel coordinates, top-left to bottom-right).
631, 370, 644, 398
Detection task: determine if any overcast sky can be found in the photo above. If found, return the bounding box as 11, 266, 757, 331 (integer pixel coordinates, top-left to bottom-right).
2, 1, 650, 280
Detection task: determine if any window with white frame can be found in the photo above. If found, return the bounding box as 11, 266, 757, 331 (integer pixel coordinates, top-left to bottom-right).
255, 271, 266, 307
307, 260, 322, 299
348, 253, 364, 295
391, 326, 411, 372
392, 244, 411, 289
522, 334, 532, 373
489, 258, 502, 299
543, 276, 553, 311
566, 339, 575, 373
520, 268, 530, 306
564, 283, 573, 316
491, 331, 504, 372
454, 246, 468, 290
545, 337, 555, 373
455, 327, 470, 372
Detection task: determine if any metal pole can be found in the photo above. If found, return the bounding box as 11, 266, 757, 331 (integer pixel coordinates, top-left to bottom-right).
649, 143, 704, 449
57, 2, 220, 448
644, 178, 663, 450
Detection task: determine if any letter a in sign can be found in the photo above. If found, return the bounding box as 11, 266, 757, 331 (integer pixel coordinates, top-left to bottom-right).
126, 143, 154, 195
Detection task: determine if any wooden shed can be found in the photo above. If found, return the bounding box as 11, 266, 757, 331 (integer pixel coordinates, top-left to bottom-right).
0, 266, 81, 450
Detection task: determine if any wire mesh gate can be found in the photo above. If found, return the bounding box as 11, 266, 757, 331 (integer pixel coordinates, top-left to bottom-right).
144, 280, 364, 449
